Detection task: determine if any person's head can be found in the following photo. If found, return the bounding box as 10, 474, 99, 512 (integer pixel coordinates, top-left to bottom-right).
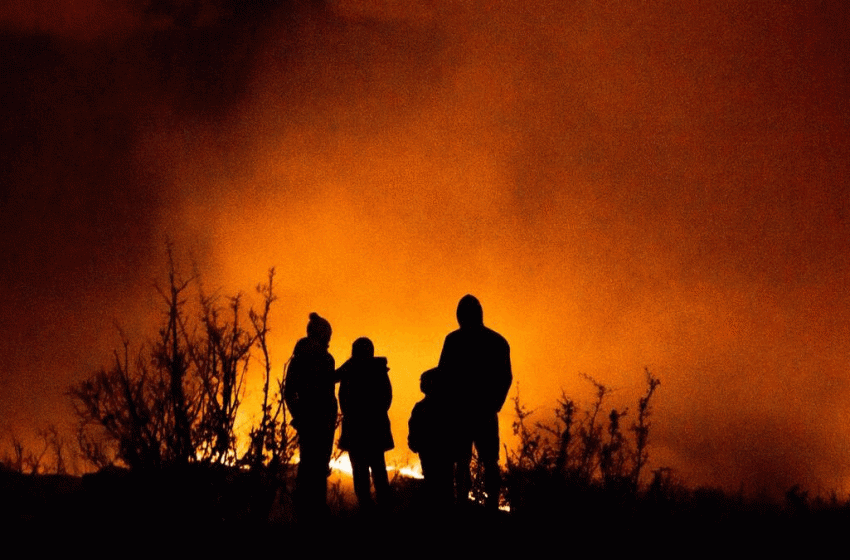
456, 294, 484, 328
351, 337, 374, 359
306, 312, 332, 347
419, 367, 441, 395
420, 368, 434, 395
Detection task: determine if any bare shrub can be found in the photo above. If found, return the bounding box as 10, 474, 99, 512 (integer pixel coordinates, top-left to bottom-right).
1, 425, 71, 475
69, 251, 293, 477
241, 268, 297, 471
504, 369, 661, 514
69, 250, 200, 470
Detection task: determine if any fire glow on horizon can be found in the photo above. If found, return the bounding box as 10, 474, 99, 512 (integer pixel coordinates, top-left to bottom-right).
1, 1, 849, 498
328, 455, 423, 481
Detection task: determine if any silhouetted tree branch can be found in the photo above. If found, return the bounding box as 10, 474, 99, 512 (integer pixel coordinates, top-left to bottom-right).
69, 253, 296, 483
242, 268, 296, 472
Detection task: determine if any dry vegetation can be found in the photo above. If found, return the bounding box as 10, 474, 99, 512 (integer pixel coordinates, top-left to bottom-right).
67, 249, 295, 474
3, 252, 850, 540
501, 370, 660, 517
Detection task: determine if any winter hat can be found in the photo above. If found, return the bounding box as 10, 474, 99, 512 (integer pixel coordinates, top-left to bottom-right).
307, 312, 332, 343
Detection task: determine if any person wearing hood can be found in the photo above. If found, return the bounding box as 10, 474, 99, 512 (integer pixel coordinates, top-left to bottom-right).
438, 295, 512, 510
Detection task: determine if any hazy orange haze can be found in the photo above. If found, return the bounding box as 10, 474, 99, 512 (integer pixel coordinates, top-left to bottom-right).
1, 1, 848, 496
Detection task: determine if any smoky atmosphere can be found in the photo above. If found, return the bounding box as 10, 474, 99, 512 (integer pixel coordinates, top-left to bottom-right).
1, 0, 849, 498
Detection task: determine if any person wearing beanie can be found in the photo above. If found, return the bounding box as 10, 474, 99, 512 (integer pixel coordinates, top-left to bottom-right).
284, 312, 339, 520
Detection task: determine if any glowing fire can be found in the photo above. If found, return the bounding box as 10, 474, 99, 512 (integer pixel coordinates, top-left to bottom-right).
329, 455, 424, 480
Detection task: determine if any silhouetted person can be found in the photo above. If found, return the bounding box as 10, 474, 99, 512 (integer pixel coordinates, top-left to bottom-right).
284, 312, 339, 520
337, 337, 394, 510
408, 367, 456, 510
438, 295, 512, 510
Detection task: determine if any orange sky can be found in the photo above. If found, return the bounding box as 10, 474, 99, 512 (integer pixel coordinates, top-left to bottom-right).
1, 0, 849, 496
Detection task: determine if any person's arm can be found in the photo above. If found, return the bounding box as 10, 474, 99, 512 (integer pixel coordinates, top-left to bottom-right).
494, 340, 513, 412
338, 380, 349, 416
283, 358, 301, 427
383, 370, 392, 412
329, 354, 340, 383
374, 358, 391, 411
407, 403, 421, 453
437, 333, 454, 371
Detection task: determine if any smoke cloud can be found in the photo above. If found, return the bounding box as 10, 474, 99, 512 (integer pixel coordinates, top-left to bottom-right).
1, 0, 848, 496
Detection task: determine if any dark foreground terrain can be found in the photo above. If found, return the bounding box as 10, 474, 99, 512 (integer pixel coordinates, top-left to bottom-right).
2, 464, 847, 553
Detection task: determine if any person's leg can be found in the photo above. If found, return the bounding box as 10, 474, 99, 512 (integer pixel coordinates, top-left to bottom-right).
296, 421, 336, 519
454, 439, 473, 505
295, 430, 325, 519
474, 414, 501, 510
370, 451, 390, 505
349, 450, 374, 508
422, 454, 453, 511
316, 422, 335, 508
